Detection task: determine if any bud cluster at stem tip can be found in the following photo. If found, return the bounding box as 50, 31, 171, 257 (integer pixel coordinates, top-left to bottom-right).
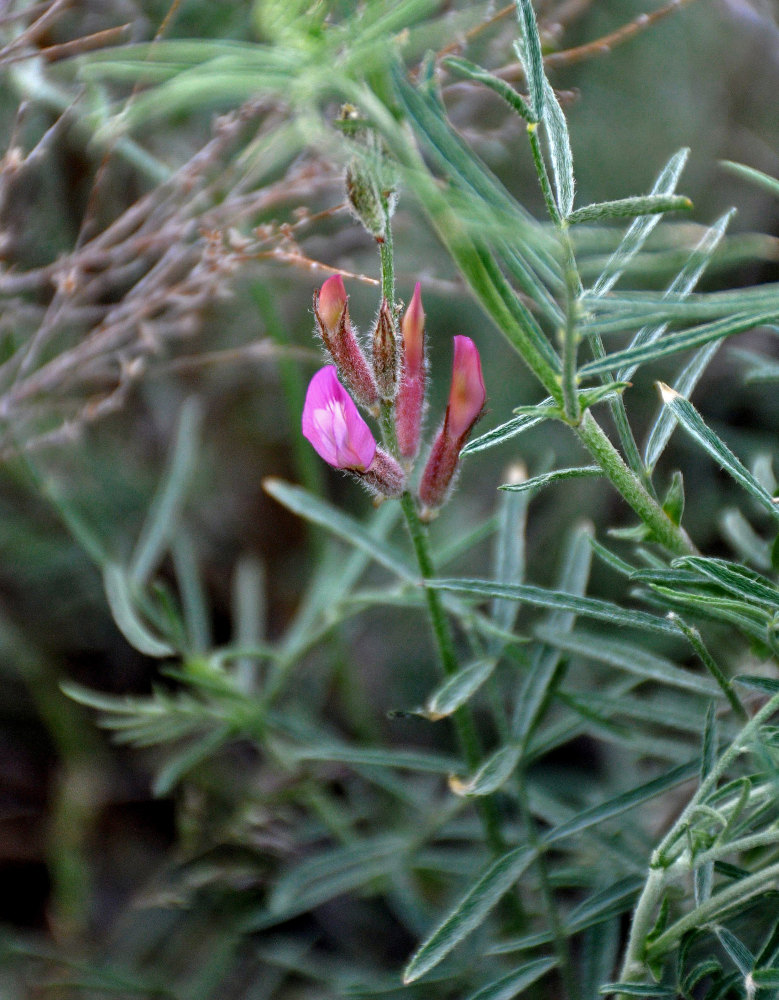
302, 277, 485, 510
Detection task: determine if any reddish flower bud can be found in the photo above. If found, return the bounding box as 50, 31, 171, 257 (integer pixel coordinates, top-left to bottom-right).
313, 277, 379, 411
395, 282, 427, 460
317, 274, 348, 331
302, 366, 405, 498
372, 298, 399, 401
447, 336, 486, 439
418, 336, 485, 514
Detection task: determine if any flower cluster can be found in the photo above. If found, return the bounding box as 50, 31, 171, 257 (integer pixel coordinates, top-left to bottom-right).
302, 275, 485, 514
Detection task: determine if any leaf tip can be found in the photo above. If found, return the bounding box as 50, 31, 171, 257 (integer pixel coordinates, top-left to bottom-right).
656, 381, 680, 404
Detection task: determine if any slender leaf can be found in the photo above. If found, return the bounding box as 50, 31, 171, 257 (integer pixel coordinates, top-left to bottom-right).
463, 403, 554, 456
425, 658, 497, 720
654, 387, 779, 520
402, 846, 535, 983
444, 56, 533, 122
615, 210, 735, 383
464, 957, 557, 1000
541, 77, 574, 217
589, 148, 690, 297
450, 744, 521, 797
532, 626, 717, 696
513, 0, 545, 122
131, 397, 202, 585
263, 478, 418, 581
543, 759, 699, 846
499, 466, 602, 494
103, 563, 174, 658
581, 311, 775, 379
429, 579, 678, 635
721, 160, 779, 199
716, 927, 754, 978
569, 194, 690, 226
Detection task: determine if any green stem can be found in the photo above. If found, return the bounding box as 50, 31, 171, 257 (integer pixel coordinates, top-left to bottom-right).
619, 693, 779, 985
518, 770, 575, 1000
574, 411, 696, 556
399, 492, 511, 861
559, 226, 581, 424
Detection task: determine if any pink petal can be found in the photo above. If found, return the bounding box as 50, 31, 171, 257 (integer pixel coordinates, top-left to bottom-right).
302, 366, 376, 471
447, 336, 485, 440
317, 275, 347, 331
401, 282, 425, 376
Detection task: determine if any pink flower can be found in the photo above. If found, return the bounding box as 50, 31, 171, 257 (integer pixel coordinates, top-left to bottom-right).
418, 336, 485, 513
302, 366, 376, 471
302, 366, 406, 497
395, 282, 427, 460
313, 276, 379, 411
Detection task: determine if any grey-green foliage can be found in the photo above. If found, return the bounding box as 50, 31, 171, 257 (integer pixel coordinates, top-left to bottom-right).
10, 2, 779, 1000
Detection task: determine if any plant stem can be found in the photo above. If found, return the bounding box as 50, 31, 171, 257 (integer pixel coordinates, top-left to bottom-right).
518, 769, 575, 1000
559, 225, 582, 424
574, 411, 696, 556
399, 492, 513, 863
618, 693, 779, 985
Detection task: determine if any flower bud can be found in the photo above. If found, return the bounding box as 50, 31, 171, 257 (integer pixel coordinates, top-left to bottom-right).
372, 298, 399, 401
313, 276, 379, 411
395, 282, 427, 460
418, 336, 485, 514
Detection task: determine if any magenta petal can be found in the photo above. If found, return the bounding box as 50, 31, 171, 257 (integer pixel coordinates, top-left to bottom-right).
302, 366, 377, 471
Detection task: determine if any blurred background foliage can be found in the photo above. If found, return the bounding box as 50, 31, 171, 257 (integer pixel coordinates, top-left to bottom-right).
0, 0, 778, 998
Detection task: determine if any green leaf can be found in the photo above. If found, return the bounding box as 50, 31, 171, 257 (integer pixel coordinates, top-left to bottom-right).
719, 509, 772, 570
654, 387, 779, 520
268, 836, 406, 920
402, 845, 535, 983
428, 579, 677, 635
721, 160, 779, 199
661, 471, 685, 525
734, 675, 779, 694
283, 741, 460, 774
752, 968, 779, 988
673, 557, 779, 609
464, 956, 557, 1000
499, 465, 602, 494
424, 658, 497, 720
532, 626, 717, 696
490, 472, 529, 641
513, 524, 592, 742
541, 77, 575, 218
543, 759, 699, 846
443, 56, 533, 122
615, 209, 734, 384
263, 478, 417, 581
463, 404, 554, 456
103, 563, 175, 658
589, 148, 689, 297
599, 983, 676, 997
716, 927, 754, 978
581, 311, 775, 379
568, 194, 691, 226
513, 0, 545, 123
450, 744, 521, 797
130, 397, 202, 585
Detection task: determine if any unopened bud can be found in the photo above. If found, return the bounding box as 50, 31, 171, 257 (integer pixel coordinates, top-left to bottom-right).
418, 336, 485, 514
313, 277, 379, 411
372, 298, 399, 401
396, 283, 427, 459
